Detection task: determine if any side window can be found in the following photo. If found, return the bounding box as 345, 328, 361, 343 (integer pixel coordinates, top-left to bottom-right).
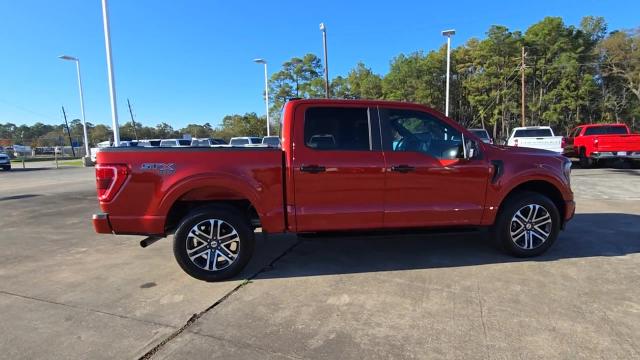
304, 107, 371, 151
383, 109, 463, 160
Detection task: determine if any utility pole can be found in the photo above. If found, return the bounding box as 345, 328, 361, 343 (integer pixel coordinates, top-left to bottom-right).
127, 99, 139, 140
521, 46, 526, 127
101, 0, 121, 146
442, 29, 456, 117
320, 23, 330, 98
61, 106, 76, 157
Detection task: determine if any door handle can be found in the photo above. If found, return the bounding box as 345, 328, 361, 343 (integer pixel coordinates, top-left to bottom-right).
300, 165, 326, 173
391, 164, 415, 173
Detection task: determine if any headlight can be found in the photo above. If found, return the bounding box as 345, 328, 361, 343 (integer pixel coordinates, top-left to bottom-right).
563, 160, 572, 185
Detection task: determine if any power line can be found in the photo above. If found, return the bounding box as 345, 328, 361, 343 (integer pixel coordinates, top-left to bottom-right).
477, 65, 522, 117
0, 98, 59, 123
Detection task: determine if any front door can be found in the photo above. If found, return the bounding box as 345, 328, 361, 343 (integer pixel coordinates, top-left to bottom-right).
292, 105, 386, 232
380, 107, 491, 228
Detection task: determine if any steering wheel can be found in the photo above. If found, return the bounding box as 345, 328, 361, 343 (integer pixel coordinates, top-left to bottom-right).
395, 133, 432, 153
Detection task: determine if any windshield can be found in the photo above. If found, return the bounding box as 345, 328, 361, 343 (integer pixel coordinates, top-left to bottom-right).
250, 137, 262, 144
584, 126, 628, 136
513, 129, 553, 137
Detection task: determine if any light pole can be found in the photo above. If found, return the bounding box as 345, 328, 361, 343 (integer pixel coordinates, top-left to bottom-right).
442, 29, 456, 117
58, 55, 90, 162
253, 59, 270, 137
101, 0, 120, 146
319, 22, 329, 98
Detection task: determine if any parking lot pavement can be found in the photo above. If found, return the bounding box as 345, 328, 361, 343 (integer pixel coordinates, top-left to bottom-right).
0, 167, 297, 359
1, 166, 639, 359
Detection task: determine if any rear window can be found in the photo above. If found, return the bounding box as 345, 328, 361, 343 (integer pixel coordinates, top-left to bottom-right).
513, 129, 553, 137
230, 138, 249, 145
177, 140, 191, 146
584, 126, 628, 136
249, 137, 263, 144
262, 137, 281, 147
304, 107, 370, 151
469, 129, 490, 139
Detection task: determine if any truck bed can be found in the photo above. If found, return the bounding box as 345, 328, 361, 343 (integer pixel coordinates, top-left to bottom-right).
95, 147, 285, 235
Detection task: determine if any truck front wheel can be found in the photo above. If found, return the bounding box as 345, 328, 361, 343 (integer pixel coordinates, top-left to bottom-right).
492, 192, 560, 257
173, 205, 255, 282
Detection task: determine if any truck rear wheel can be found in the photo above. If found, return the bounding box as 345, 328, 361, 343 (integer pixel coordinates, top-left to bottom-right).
492, 192, 560, 257
579, 148, 593, 168
173, 205, 254, 282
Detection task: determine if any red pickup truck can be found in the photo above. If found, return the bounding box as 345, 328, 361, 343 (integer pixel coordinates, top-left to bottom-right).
93, 99, 574, 281
563, 123, 640, 167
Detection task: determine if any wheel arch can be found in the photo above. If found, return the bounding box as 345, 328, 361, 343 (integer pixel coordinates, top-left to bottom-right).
159, 174, 264, 234
497, 180, 566, 226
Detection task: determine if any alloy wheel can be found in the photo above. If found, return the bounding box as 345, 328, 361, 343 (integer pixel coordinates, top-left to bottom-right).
509, 204, 552, 250
186, 219, 240, 271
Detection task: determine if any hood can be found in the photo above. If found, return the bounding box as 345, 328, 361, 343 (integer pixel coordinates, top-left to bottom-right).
487, 144, 565, 159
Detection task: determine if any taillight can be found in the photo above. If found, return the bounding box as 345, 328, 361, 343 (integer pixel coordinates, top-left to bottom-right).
96, 164, 129, 202
514, 139, 519, 147
594, 138, 599, 148
561, 137, 567, 148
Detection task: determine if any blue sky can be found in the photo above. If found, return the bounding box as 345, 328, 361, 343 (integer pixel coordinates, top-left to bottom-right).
0, 0, 638, 129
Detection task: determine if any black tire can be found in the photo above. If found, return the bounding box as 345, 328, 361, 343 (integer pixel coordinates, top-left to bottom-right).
173, 205, 254, 282
579, 148, 592, 168
492, 191, 560, 257
1, 165, 9, 171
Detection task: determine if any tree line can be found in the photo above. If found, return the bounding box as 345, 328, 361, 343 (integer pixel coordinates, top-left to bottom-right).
267, 16, 639, 140
1, 16, 638, 147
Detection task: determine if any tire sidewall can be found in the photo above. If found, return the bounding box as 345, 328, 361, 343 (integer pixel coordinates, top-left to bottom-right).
579, 148, 592, 168
496, 192, 560, 257
173, 206, 254, 282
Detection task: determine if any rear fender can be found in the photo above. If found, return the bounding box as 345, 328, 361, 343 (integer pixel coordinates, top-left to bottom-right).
159, 172, 262, 220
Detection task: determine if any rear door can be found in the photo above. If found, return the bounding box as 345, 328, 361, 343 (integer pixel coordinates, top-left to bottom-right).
292, 104, 385, 231
380, 107, 491, 227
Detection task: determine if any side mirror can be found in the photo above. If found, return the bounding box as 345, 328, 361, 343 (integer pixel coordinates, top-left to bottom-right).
458, 136, 478, 160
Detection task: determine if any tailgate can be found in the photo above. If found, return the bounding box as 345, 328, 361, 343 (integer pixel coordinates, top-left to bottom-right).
517, 136, 563, 152
594, 135, 640, 152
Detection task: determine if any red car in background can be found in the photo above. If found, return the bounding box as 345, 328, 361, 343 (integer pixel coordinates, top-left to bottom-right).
563, 124, 640, 167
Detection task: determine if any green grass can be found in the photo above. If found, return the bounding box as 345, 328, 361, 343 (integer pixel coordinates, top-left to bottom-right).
58, 159, 83, 167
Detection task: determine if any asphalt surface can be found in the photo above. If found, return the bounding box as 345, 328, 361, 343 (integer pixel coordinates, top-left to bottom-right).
0, 164, 639, 359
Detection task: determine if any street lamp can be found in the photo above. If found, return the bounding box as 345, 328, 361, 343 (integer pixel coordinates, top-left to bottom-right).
253, 58, 270, 137
319, 22, 329, 98
441, 29, 456, 117
101, 0, 121, 146
58, 55, 90, 162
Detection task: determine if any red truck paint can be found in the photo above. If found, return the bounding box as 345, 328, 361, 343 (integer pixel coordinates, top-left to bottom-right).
564, 123, 640, 161
93, 99, 574, 240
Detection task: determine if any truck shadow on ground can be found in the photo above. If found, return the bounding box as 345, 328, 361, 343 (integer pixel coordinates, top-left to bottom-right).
255, 213, 640, 279
570, 159, 640, 169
